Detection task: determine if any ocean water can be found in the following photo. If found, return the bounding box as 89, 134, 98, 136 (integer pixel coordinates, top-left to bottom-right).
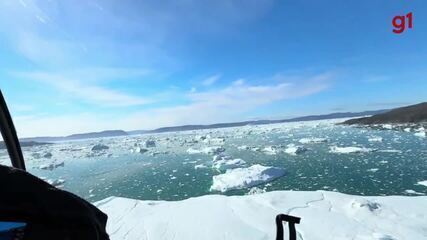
2, 119, 427, 202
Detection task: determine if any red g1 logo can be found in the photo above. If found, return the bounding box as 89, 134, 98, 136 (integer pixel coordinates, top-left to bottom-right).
392, 12, 413, 34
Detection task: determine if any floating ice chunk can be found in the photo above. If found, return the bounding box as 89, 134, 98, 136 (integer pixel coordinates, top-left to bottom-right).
204, 137, 225, 145
194, 164, 208, 170
237, 145, 250, 150
404, 127, 411, 132
414, 132, 426, 138
212, 158, 246, 171
417, 180, 427, 187
91, 144, 109, 151
135, 147, 148, 154
39, 160, 65, 170
368, 136, 383, 142
378, 149, 402, 153
262, 146, 280, 155
367, 168, 379, 173
299, 137, 328, 144
43, 152, 53, 158
144, 140, 156, 148
382, 124, 393, 130
47, 178, 65, 187
97, 191, 427, 240
284, 144, 307, 155
213, 154, 231, 162
246, 187, 266, 195
187, 146, 225, 155
329, 146, 374, 154
210, 164, 285, 192
405, 190, 425, 195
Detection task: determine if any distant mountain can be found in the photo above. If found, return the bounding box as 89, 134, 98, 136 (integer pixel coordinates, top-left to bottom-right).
18, 109, 389, 142
22, 130, 128, 142
343, 102, 427, 125
0, 140, 52, 149
140, 109, 388, 134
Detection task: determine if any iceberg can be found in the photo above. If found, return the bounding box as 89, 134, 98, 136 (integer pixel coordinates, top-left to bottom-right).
210, 164, 285, 192
414, 132, 426, 138
262, 146, 280, 155
212, 158, 246, 171
284, 144, 307, 155
96, 191, 427, 240
417, 180, 427, 187
329, 146, 374, 154
39, 160, 65, 170
368, 136, 383, 142
298, 137, 328, 144
187, 146, 225, 155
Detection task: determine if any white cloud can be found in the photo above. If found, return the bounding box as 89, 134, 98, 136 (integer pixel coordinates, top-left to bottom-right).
14, 70, 153, 107
201, 74, 221, 86
14, 72, 333, 137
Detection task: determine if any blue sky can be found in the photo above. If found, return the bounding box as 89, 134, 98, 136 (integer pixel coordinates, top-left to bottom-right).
0, 0, 426, 137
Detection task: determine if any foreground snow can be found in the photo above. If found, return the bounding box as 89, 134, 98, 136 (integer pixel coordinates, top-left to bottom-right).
96, 191, 427, 240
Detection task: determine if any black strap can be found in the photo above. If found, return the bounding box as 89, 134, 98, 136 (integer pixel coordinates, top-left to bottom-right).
276, 214, 301, 240
0, 90, 26, 170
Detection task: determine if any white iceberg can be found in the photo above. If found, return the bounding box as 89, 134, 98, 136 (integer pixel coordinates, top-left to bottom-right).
284, 144, 307, 155
212, 158, 246, 171
368, 136, 383, 142
417, 180, 427, 187
39, 160, 65, 170
194, 164, 208, 170
187, 146, 225, 155
262, 146, 280, 155
47, 178, 65, 187
329, 146, 374, 154
298, 137, 328, 144
96, 191, 427, 240
210, 164, 285, 192
414, 132, 426, 138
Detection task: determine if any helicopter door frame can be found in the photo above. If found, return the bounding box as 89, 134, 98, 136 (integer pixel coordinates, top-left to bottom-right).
0, 90, 26, 170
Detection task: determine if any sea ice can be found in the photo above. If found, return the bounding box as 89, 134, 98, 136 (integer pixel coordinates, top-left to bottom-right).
414, 132, 426, 138
194, 164, 208, 170
96, 191, 427, 240
39, 160, 65, 170
417, 180, 427, 187
187, 146, 225, 155
368, 136, 383, 142
46, 178, 65, 187
299, 137, 328, 144
262, 146, 280, 155
284, 144, 307, 155
210, 164, 285, 192
212, 158, 246, 171
329, 146, 374, 154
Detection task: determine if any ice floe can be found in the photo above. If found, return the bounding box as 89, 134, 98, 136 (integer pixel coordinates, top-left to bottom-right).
96, 191, 427, 240
284, 144, 307, 155
210, 164, 285, 192
329, 146, 375, 154
212, 158, 246, 171
299, 137, 328, 144
417, 180, 427, 187
187, 146, 225, 155
368, 136, 383, 142
39, 160, 65, 170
